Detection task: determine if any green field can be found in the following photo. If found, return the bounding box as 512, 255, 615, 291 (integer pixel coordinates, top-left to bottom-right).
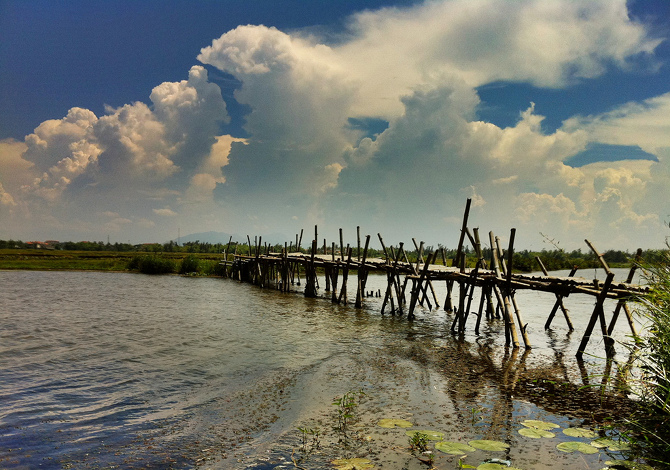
0, 249, 224, 272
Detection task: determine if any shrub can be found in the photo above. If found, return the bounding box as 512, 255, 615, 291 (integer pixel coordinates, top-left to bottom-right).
179, 254, 200, 274
127, 255, 175, 274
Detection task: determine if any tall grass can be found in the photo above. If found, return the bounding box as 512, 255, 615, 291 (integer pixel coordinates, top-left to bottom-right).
628, 250, 670, 466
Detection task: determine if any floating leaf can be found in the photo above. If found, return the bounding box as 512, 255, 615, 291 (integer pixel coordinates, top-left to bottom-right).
435, 441, 476, 454
604, 460, 654, 470
468, 440, 510, 451
332, 457, 374, 469
518, 427, 555, 438
406, 430, 445, 441
458, 461, 477, 469
591, 437, 631, 451
556, 441, 598, 454
477, 464, 523, 470
562, 427, 597, 438
378, 418, 413, 428
520, 420, 560, 431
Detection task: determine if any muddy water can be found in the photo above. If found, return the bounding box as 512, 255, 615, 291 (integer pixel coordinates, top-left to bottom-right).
0, 269, 645, 469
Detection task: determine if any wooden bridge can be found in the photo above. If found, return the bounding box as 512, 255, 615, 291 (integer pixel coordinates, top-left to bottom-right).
218, 199, 649, 358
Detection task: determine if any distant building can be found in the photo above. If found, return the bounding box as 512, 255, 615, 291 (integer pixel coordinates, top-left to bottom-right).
44, 240, 60, 249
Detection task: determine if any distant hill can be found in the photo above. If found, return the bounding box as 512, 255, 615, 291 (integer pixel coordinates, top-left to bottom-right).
174, 231, 291, 245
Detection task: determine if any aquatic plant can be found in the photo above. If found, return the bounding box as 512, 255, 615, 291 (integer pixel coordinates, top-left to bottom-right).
467, 439, 509, 452
331, 457, 374, 469
408, 431, 429, 452
297, 426, 321, 453
405, 430, 445, 441
333, 389, 365, 437
434, 441, 476, 454
377, 418, 413, 428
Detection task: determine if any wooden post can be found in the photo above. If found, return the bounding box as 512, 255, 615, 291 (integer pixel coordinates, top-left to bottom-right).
355, 235, 370, 308
454, 198, 472, 266
540, 258, 576, 331
506, 229, 531, 349
411, 238, 439, 308
338, 246, 352, 304
585, 239, 612, 275
339, 228, 344, 262
357, 226, 361, 262
304, 239, 318, 298
452, 253, 467, 333
489, 230, 519, 348
577, 272, 615, 358
330, 242, 339, 303
607, 248, 642, 339
408, 251, 436, 320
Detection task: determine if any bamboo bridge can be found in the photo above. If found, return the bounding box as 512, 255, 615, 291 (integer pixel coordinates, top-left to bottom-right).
218, 199, 649, 358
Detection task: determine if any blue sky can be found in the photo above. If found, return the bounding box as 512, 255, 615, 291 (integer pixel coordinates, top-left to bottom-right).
1, 0, 669, 250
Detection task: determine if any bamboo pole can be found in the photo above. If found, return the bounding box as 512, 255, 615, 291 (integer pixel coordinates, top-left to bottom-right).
538, 257, 576, 331
607, 248, 642, 339
454, 198, 472, 266
355, 235, 371, 308
577, 272, 615, 358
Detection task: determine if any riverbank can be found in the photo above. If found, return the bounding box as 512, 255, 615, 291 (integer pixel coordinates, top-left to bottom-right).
0, 249, 222, 272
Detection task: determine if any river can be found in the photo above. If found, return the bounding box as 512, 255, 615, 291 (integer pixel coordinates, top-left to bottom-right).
0, 269, 647, 469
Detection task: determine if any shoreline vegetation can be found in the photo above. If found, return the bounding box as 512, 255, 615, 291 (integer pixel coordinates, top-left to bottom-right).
3, 239, 670, 468
1, 238, 666, 274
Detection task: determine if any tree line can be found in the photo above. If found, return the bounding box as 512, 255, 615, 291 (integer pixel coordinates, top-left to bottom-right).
1, 238, 666, 272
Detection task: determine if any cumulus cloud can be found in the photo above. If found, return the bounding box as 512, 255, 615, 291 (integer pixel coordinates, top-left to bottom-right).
0, 139, 33, 205
184, 135, 245, 203
331, 0, 660, 118
3, 66, 232, 240
199, 25, 355, 202
5, 0, 668, 248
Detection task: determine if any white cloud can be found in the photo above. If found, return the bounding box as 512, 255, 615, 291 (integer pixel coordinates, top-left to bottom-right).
6, 0, 668, 248
0, 182, 16, 207
153, 207, 178, 217
330, 0, 660, 118
562, 92, 670, 155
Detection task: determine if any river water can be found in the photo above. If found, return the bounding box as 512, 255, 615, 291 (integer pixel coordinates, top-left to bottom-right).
0, 269, 647, 469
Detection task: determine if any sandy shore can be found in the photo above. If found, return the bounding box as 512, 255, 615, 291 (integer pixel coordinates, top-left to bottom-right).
189, 335, 638, 470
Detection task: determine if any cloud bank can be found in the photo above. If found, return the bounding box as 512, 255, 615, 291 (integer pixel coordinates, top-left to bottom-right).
1, 0, 668, 249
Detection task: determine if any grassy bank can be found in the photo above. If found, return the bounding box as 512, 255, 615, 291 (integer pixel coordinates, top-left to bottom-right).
0, 249, 225, 274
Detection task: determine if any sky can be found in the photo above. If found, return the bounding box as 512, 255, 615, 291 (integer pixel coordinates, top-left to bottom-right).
1, 0, 670, 251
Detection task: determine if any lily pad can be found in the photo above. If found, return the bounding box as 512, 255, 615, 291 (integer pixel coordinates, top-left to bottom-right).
518, 427, 555, 438
604, 460, 654, 470
377, 418, 413, 428
556, 441, 598, 454
562, 427, 597, 438
477, 464, 523, 470
520, 419, 560, 431
468, 439, 510, 451
434, 441, 476, 454
591, 437, 631, 451
405, 430, 445, 441
332, 457, 374, 469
